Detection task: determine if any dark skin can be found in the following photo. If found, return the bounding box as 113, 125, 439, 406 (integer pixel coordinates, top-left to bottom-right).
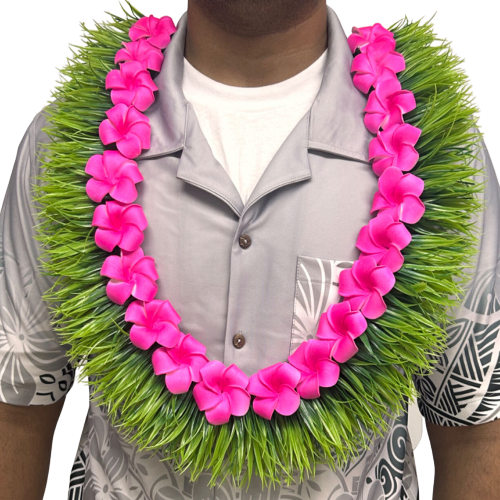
185, 0, 328, 87
186, 4, 500, 499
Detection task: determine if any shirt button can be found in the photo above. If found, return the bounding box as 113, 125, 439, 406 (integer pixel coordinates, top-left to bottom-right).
233, 333, 246, 349
239, 234, 252, 249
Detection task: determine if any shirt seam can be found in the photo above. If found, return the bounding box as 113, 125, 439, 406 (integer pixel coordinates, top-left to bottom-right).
309, 140, 362, 156
290, 255, 303, 356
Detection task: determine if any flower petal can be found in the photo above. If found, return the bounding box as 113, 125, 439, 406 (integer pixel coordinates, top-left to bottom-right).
361, 291, 387, 319
316, 359, 340, 387
370, 265, 396, 295
106, 279, 134, 305
200, 360, 225, 392
118, 224, 145, 251
117, 133, 143, 159
86, 178, 111, 203
182, 353, 209, 382
132, 255, 159, 280
193, 381, 223, 412
131, 272, 158, 301
165, 365, 193, 394
343, 310, 368, 338
129, 324, 156, 350
101, 255, 125, 280
339, 267, 365, 298
99, 119, 123, 145
204, 393, 232, 425
272, 363, 301, 392
85, 154, 105, 179
252, 396, 279, 420
156, 321, 181, 348
275, 385, 301, 416
125, 300, 147, 325
379, 244, 405, 273
152, 347, 178, 375
222, 364, 249, 390
400, 195, 425, 224
296, 373, 320, 399
332, 336, 359, 363
110, 177, 139, 204
225, 385, 251, 416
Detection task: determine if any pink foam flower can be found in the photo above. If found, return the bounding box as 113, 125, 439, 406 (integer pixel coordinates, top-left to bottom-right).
247, 362, 301, 420
129, 15, 177, 49
106, 61, 159, 112
99, 104, 151, 159
356, 211, 412, 272
351, 40, 405, 94
92, 201, 148, 252
152, 333, 209, 394
364, 73, 416, 134
115, 39, 164, 72
317, 301, 368, 363
287, 339, 340, 399
85, 151, 143, 204
348, 23, 395, 54
369, 123, 421, 176
125, 299, 182, 350
339, 257, 395, 319
101, 247, 159, 305
193, 361, 251, 425
371, 167, 425, 224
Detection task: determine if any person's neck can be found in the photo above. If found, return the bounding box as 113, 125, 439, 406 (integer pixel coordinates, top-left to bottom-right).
184, 2, 328, 88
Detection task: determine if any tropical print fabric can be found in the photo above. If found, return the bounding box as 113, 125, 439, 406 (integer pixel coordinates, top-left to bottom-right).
2, 65, 500, 500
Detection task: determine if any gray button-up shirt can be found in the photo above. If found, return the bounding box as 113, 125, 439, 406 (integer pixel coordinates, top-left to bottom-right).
2, 6, 500, 500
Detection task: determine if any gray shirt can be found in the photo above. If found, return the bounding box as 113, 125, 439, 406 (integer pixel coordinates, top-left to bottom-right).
1, 6, 500, 500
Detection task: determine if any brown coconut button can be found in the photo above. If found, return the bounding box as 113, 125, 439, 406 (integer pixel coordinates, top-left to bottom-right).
239, 234, 252, 249
232, 333, 246, 349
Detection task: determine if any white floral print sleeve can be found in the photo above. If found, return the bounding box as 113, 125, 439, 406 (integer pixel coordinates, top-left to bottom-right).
414, 138, 500, 427
0, 111, 75, 406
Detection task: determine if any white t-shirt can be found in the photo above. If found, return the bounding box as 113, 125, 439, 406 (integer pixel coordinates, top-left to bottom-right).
182, 49, 328, 205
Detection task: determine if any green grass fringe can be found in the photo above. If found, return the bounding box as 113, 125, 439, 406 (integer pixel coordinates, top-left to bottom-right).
31, 3, 483, 490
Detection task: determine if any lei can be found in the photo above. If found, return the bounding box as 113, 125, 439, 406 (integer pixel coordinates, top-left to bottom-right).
34, 5, 482, 488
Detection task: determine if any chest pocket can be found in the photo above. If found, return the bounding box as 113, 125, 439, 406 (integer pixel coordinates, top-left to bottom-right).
290, 255, 354, 355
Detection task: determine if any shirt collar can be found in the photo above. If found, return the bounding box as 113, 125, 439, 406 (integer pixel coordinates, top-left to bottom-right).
139, 5, 371, 163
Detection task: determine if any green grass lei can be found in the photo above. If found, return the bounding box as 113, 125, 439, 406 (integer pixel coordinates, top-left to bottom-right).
32, 2, 483, 489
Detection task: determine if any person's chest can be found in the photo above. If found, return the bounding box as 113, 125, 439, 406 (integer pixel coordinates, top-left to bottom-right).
135, 102, 377, 376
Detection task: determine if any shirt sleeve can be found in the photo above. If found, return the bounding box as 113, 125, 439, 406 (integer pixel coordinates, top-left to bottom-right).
0, 110, 75, 406
415, 133, 500, 426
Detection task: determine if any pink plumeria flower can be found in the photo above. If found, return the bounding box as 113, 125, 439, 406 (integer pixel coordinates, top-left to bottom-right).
101, 247, 159, 305
339, 256, 395, 320
364, 71, 416, 134
371, 167, 425, 224
115, 39, 164, 72
92, 201, 148, 252
99, 104, 151, 159
129, 15, 177, 49
152, 333, 209, 394
351, 39, 405, 94
247, 362, 301, 420
287, 339, 340, 399
125, 299, 182, 350
193, 361, 251, 425
348, 23, 395, 54
356, 211, 412, 272
85, 151, 143, 204
369, 123, 421, 176
317, 301, 368, 363
106, 61, 159, 112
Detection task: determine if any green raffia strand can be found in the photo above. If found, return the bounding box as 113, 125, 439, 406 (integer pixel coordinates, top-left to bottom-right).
31, 2, 484, 489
